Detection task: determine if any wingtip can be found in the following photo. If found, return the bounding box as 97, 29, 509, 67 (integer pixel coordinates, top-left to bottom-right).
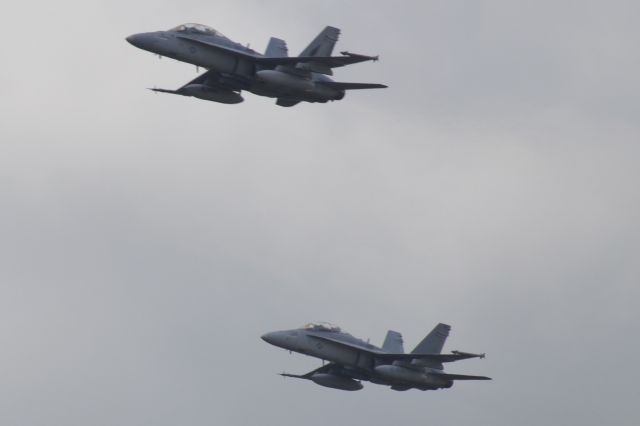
452, 350, 486, 359
148, 88, 181, 95
339, 50, 380, 61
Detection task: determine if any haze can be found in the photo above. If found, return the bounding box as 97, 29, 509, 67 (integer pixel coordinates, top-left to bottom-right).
1, 1, 638, 425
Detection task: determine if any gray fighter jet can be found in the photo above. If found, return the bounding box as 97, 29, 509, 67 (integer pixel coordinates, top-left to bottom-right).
262, 322, 490, 391
126, 23, 387, 107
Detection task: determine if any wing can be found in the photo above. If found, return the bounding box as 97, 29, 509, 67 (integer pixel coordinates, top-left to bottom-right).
256, 51, 380, 75
257, 52, 378, 67
149, 71, 214, 95
149, 69, 244, 95
374, 352, 486, 363
175, 34, 379, 75
280, 363, 340, 380
316, 82, 388, 90
309, 334, 485, 363
176, 70, 219, 88
432, 373, 492, 381
175, 34, 378, 69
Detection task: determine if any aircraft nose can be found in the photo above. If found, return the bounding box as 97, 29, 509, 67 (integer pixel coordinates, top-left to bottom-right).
261, 331, 287, 347
126, 33, 152, 49
261, 332, 276, 344
126, 34, 139, 46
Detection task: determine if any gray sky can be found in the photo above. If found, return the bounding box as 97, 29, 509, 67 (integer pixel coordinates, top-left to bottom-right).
1, 1, 639, 425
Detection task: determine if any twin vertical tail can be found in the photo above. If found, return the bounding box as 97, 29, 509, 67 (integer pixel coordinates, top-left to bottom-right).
261, 37, 289, 74
412, 323, 451, 354
264, 37, 288, 58
410, 323, 451, 369
264, 26, 338, 59
300, 26, 340, 57
382, 330, 404, 353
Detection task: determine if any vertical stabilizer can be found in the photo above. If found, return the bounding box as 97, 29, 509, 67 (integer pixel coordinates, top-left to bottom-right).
411, 323, 451, 354
264, 37, 288, 57
382, 330, 404, 353
300, 26, 340, 57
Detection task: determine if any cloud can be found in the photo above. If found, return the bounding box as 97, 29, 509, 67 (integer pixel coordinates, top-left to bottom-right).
1, 1, 638, 425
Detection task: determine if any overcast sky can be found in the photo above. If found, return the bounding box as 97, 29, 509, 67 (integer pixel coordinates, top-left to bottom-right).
1, 1, 639, 425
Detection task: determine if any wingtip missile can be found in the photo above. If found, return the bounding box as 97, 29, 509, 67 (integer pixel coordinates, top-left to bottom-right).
280, 372, 307, 380
148, 88, 182, 95
452, 350, 486, 359
339, 51, 379, 62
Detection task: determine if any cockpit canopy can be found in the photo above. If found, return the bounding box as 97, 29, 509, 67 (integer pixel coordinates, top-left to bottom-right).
302, 322, 341, 332
169, 23, 226, 38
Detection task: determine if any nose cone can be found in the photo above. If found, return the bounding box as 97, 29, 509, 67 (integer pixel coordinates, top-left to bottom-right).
126, 33, 155, 50
261, 332, 277, 345
125, 33, 141, 46
261, 331, 289, 348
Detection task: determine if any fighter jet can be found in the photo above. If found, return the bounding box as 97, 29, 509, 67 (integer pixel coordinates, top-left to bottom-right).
126, 23, 387, 107
262, 322, 490, 391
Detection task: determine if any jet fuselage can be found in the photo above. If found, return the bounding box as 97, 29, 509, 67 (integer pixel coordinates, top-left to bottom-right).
126, 25, 353, 105
262, 323, 490, 391
127, 30, 256, 75
262, 327, 378, 370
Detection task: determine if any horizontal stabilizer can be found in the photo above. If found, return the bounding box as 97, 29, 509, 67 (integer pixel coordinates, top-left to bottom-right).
317, 82, 388, 90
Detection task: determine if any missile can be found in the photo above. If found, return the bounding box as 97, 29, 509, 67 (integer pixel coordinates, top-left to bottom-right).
452, 350, 486, 359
